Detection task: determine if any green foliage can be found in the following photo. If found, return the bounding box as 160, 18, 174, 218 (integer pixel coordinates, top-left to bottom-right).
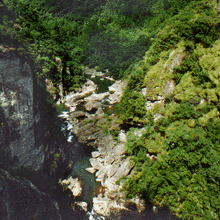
83, 23, 151, 79
123, 101, 220, 219
2, 0, 85, 91
2, 0, 220, 218
116, 89, 147, 124
50, 153, 60, 170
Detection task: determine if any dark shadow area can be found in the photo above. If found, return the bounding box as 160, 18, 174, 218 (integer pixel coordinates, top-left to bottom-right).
0, 106, 19, 170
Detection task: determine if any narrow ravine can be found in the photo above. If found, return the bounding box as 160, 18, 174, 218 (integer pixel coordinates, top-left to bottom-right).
54, 67, 179, 220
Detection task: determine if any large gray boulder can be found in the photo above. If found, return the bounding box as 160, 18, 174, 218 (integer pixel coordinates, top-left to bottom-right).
112, 157, 134, 180
84, 92, 110, 102
108, 80, 127, 104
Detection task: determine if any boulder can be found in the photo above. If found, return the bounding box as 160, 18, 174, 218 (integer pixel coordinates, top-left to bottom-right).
103, 177, 118, 192
133, 128, 145, 137
108, 80, 124, 93
0, 44, 9, 53
93, 197, 109, 216
108, 93, 121, 104
118, 130, 127, 143
97, 135, 114, 155
90, 158, 104, 170
145, 99, 163, 111
85, 167, 96, 174
85, 101, 102, 112
72, 201, 88, 212
104, 155, 115, 165
108, 164, 119, 177
65, 92, 84, 103
69, 111, 85, 119
84, 66, 104, 77
107, 80, 126, 104
91, 151, 100, 158
141, 87, 147, 97
81, 79, 97, 94
59, 177, 82, 197
163, 80, 175, 96
112, 157, 134, 180
45, 78, 57, 100
84, 92, 110, 102
113, 144, 126, 156
218, 0, 220, 11
167, 51, 184, 73
96, 171, 108, 186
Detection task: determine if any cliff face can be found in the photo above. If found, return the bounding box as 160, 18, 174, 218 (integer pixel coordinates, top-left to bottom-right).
0, 49, 38, 169
0, 46, 77, 219
0, 46, 74, 173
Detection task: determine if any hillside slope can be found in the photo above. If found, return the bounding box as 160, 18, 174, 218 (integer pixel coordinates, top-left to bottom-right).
117, 1, 220, 219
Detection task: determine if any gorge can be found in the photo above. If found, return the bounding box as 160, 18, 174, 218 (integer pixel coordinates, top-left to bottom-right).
0, 46, 178, 219
1, 0, 220, 219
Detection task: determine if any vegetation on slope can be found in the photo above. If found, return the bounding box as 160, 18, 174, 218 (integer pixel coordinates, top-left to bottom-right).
118, 1, 220, 219
1, 0, 220, 219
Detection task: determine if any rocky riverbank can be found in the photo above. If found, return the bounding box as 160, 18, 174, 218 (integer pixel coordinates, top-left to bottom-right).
54, 67, 147, 217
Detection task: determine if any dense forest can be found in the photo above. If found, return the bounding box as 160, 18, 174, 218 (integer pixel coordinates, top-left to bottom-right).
1, 0, 220, 219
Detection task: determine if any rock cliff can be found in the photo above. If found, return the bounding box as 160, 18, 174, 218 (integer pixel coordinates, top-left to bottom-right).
0, 46, 76, 219
0, 46, 74, 173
